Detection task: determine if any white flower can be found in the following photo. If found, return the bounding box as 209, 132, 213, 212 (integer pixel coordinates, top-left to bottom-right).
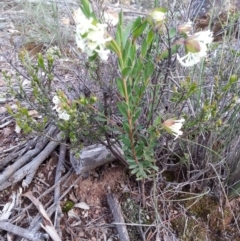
52, 95, 70, 121
163, 118, 185, 140
193, 30, 213, 45
151, 10, 166, 23
76, 32, 87, 50
52, 96, 60, 105
177, 30, 213, 67
95, 46, 111, 61
58, 111, 70, 121
177, 52, 202, 67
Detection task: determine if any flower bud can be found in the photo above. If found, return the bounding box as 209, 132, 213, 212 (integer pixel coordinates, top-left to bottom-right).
178, 21, 193, 34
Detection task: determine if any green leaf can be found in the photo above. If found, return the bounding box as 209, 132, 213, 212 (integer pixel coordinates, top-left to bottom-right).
129, 164, 138, 169
108, 40, 121, 56
95, 115, 107, 122
116, 11, 123, 47
122, 122, 130, 133
141, 41, 148, 57
122, 39, 131, 64
133, 20, 148, 39
122, 21, 134, 48
147, 29, 154, 45
116, 78, 125, 97
117, 102, 128, 118
122, 135, 131, 146
146, 62, 154, 79
131, 168, 139, 174
132, 107, 142, 123
37, 54, 45, 70
159, 44, 179, 60
169, 27, 177, 39
129, 45, 136, 63
122, 67, 132, 78
80, 0, 92, 17
131, 17, 142, 32
88, 53, 98, 61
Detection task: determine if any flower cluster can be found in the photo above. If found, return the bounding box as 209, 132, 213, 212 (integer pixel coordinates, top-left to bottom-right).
150, 9, 166, 23
52, 96, 70, 121
75, 8, 112, 61
177, 29, 213, 67
162, 118, 185, 140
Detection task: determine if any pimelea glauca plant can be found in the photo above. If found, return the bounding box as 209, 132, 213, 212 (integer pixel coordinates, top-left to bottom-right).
75, 0, 214, 179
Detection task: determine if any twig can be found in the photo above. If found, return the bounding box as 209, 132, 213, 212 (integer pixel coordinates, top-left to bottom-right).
0, 125, 57, 184
53, 143, 66, 238
107, 192, 130, 241
0, 128, 62, 191
0, 137, 38, 168
0, 221, 47, 241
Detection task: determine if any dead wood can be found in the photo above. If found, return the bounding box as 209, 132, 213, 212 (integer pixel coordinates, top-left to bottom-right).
0, 127, 62, 191
0, 221, 47, 241
70, 141, 123, 175
0, 136, 38, 170
107, 192, 130, 241
53, 143, 66, 238
0, 125, 57, 183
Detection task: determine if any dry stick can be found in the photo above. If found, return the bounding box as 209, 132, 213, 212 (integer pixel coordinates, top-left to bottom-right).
0, 130, 62, 191
27, 175, 83, 234
0, 125, 57, 186
53, 143, 66, 238
10, 168, 73, 226
13, 170, 74, 241
0, 221, 47, 241
0, 136, 38, 169
107, 192, 130, 241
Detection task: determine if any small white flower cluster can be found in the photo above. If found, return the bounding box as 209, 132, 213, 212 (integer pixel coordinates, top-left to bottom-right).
177, 26, 213, 67
75, 9, 112, 61
52, 96, 70, 121
151, 10, 166, 23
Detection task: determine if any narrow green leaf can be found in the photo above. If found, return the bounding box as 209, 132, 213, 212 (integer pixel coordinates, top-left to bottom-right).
37, 54, 45, 70
131, 168, 139, 174
108, 40, 121, 56
122, 67, 132, 78
146, 62, 154, 79
141, 41, 148, 57
117, 102, 128, 118
133, 20, 148, 39
132, 107, 141, 123
122, 39, 131, 64
147, 29, 154, 45
129, 164, 138, 169
80, 0, 92, 17
129, 45, 136, 63
159, 44, 179, 60
122, 21, 134, 48
95, 115, 107, 122
131, 17, 142, 32
116, 78, 125, 97
169, 27, 177, 39
122, 122, 130, 133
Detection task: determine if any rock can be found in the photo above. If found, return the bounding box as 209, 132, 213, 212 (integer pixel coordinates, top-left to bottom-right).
190, 0, 240, 41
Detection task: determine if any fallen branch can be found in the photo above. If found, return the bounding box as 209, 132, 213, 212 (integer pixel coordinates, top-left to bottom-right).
107, 192, 130, 241
53, 143, 66, 238
0, 221, 47, 241
0, 125, 57, 184
70, 141, 124, 174
0, 128, 62, 191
